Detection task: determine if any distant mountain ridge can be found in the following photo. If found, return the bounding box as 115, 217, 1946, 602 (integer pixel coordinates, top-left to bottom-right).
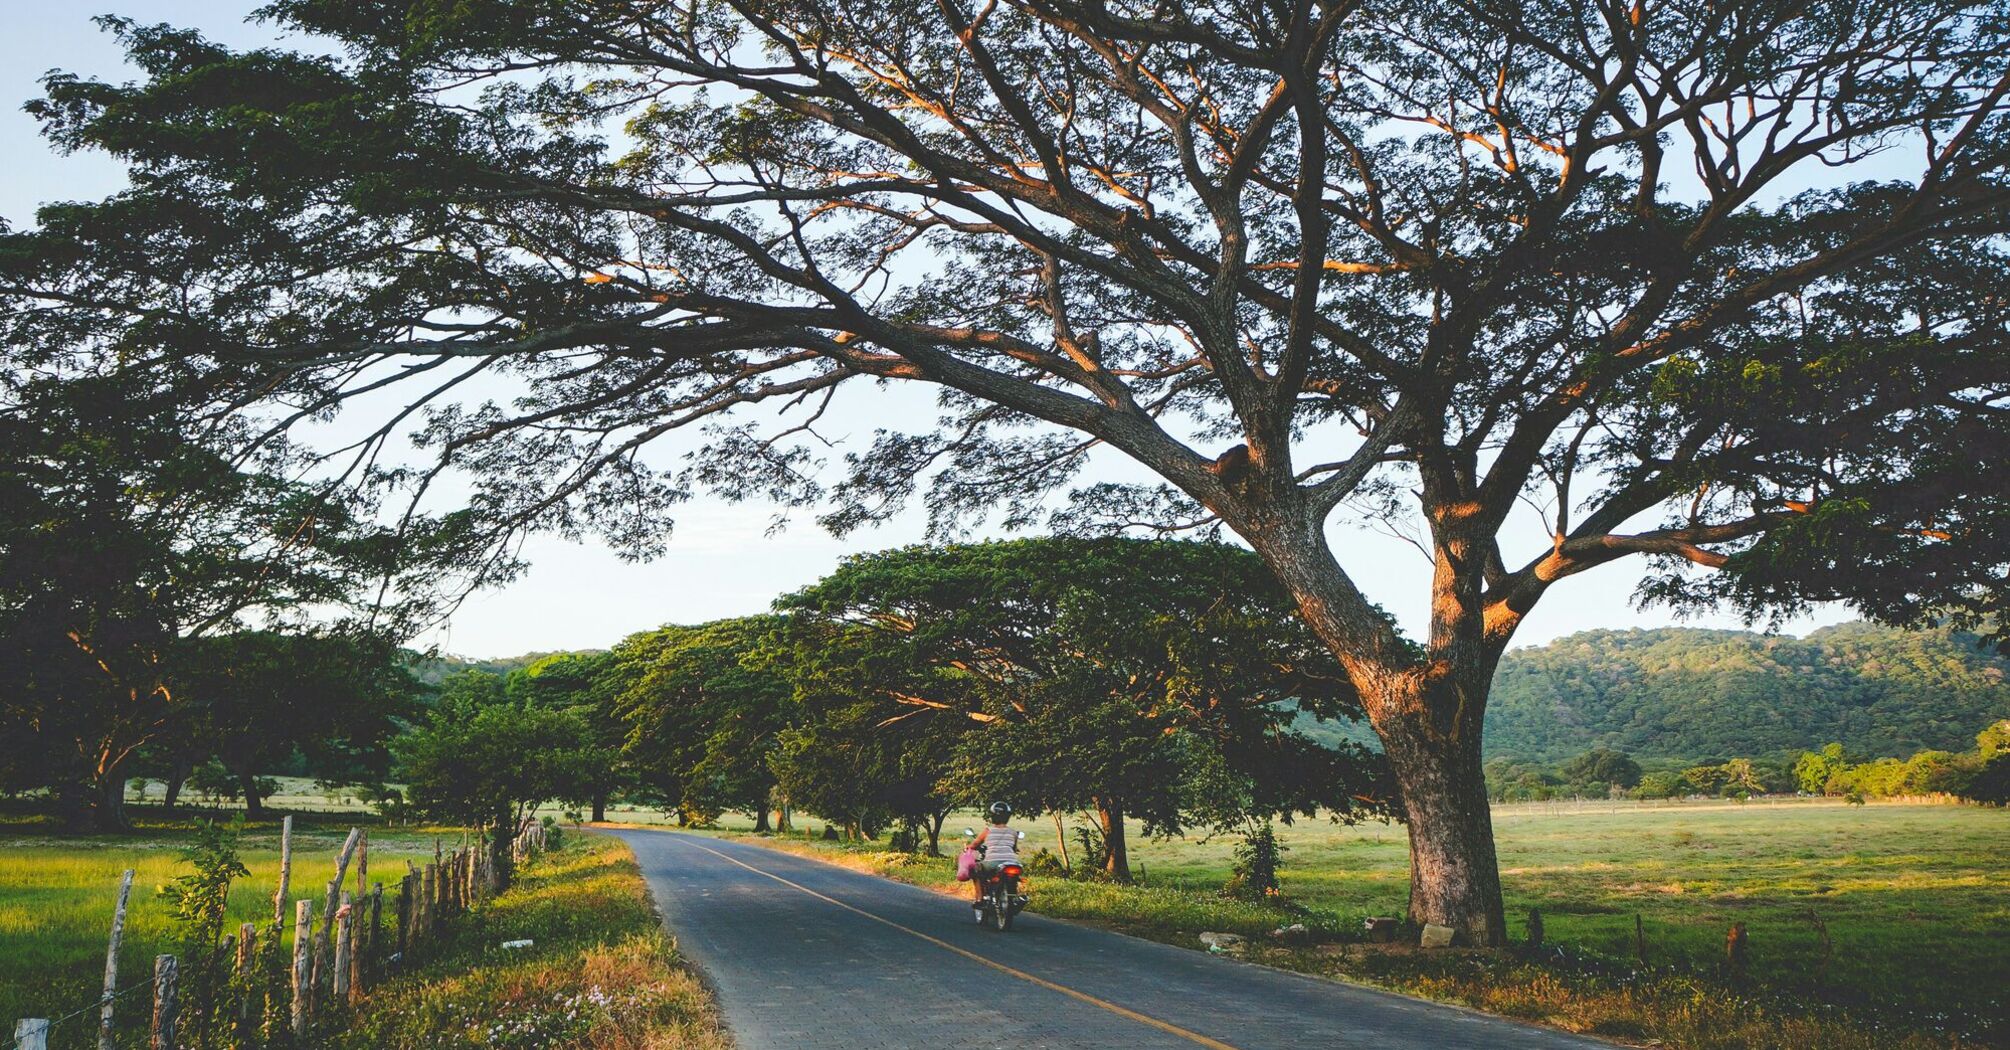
1485, 622, 2009, 761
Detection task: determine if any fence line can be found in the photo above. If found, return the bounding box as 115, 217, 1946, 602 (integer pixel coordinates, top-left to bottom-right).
16, 819, 555, 1049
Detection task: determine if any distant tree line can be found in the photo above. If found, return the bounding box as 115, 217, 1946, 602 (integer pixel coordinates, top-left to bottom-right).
1483, 720, 2010, 806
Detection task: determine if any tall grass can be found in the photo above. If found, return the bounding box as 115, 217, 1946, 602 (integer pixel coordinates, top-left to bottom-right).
0, 811, 454, 1045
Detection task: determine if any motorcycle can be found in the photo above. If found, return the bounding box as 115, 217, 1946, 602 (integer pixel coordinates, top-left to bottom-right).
962, 827, 1030, 932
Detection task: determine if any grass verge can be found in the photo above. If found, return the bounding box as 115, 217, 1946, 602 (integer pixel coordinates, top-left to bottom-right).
692, 828, 1986, 1050
330, 831, 727, 1050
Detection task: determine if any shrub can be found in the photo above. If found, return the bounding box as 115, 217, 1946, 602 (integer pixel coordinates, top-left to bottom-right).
1224, 823, 1286, 901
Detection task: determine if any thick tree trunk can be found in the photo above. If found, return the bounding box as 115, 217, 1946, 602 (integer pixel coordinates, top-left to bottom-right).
751, 805, 771, 833
93, 771, 131, 832
1242, 511, 1510, 946
162, 772, 186, 812
1375, 689, 1507, 946
238, 770, 265, 819
591, 793, 607, 823
1094, 799, 1130, 882
927, 810, 947, 856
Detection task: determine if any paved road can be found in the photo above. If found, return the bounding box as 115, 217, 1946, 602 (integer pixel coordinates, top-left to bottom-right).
612, 829, 1611, 1050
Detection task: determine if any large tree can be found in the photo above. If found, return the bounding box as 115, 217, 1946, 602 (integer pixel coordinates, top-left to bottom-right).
0, 369, 422, 829
608, 617, 795, 827
10, 0, 2009, 938
169, 629, 415, 816
777, 538, 1391, 879
508, 651, 630, 821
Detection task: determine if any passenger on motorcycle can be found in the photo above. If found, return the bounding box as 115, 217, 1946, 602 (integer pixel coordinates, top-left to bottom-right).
970, 801, 1020, 904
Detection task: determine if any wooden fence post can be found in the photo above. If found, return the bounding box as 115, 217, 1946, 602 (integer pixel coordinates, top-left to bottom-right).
323, 828, 362, 943
346, 890, 364, 1003
396, 875, 412, 957
99, 868, 135, 1050
311, 928, 328, 1002
272, 816, 293, 925
150, 954, 178, 1050
15, 1019, 50, 1050
290, 900, 312, 1037
235, 922, 257, 1039
332, 893, 352, 1002
422, 863, 437, 932
368, 883, 384, 980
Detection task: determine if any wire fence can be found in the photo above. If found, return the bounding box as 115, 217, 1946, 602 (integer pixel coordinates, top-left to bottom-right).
9, 976, 155, 1050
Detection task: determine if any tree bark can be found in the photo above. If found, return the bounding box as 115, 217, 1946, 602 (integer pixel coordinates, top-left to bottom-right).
1374, 685, 1507, 946
93, 767, 132, 832
751, 805, 770, 833
238, 771, 265, 819
488, 807, 514, 891
1094, 799, 1130, 882
162, 769, 188, 812
590, 793, 606, 823
1240, 508, 1511, 946
927, 810, 947, 856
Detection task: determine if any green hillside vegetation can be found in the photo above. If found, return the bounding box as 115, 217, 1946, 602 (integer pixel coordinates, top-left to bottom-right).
1484, 622, 2009, 761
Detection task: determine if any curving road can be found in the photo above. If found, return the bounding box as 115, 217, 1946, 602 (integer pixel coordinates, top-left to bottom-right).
613, 829, 1612, 1050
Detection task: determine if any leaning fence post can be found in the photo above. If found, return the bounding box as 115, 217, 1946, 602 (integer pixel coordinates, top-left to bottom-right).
99, 868, 135, 1050
332, 893, 352, 1002
272, 816, 293, 925
150, 954, 178, 1050
290, 900, 312, 1037
15, 1019, 50, 1050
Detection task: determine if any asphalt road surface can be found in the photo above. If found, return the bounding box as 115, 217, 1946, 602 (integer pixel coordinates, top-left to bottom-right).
612, 829, 1613, 1050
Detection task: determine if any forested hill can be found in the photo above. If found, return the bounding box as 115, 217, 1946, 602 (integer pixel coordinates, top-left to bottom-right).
1485, 623, 2009, 761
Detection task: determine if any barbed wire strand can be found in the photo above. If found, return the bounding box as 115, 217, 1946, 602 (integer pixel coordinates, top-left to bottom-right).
12, 976, 158, 1050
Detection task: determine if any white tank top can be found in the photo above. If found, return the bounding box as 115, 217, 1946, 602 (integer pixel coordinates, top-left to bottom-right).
982, 824, 1020, 864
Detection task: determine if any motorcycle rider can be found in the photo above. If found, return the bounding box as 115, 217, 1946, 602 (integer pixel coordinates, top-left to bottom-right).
970, 801, 1021, 912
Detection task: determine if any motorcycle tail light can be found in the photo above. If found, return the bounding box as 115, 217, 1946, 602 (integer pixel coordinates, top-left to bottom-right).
1002, 864, 1023, 877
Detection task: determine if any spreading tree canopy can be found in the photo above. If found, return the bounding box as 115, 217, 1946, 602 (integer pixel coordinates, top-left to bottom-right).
776, 538, 1391, 879
6, 0, 2007, 937
607, 617, 795, 826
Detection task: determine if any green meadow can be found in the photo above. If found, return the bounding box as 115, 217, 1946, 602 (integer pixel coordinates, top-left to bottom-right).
0, 811, 454, 1043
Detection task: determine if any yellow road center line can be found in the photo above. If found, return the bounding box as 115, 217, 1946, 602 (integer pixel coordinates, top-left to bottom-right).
668, 836, 1244, 1050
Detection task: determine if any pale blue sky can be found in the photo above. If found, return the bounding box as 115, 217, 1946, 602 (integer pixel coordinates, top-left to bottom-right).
1, 3, 1852, 657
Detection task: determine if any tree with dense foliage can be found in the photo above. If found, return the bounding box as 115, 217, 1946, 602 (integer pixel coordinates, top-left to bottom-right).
609, 618, 795, 827
1487, 624, 2010, 761
1558, 749, 1643, 793
777, 539, 1390, 880
0, 371, 424, 829
508, 650, 628, 821
12, 0, 2009, 940
167, 629, 415, 816
395, 670, 600, 840
1795, 743, 1855, 794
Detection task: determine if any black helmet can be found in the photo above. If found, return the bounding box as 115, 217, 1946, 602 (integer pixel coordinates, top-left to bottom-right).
986, 801, 1013, 824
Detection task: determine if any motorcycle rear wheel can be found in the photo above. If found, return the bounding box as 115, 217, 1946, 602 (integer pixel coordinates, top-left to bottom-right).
990, 889, 1013, 931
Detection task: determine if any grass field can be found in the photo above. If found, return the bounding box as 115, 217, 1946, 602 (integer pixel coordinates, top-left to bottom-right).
692, 797, 2008, 1047
0, 809, 461, 1045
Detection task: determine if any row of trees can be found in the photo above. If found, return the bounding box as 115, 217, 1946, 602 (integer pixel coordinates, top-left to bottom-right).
1482, 721, 2010, 804
1790, 722, 2010, 803
396, 539, 1395, 880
